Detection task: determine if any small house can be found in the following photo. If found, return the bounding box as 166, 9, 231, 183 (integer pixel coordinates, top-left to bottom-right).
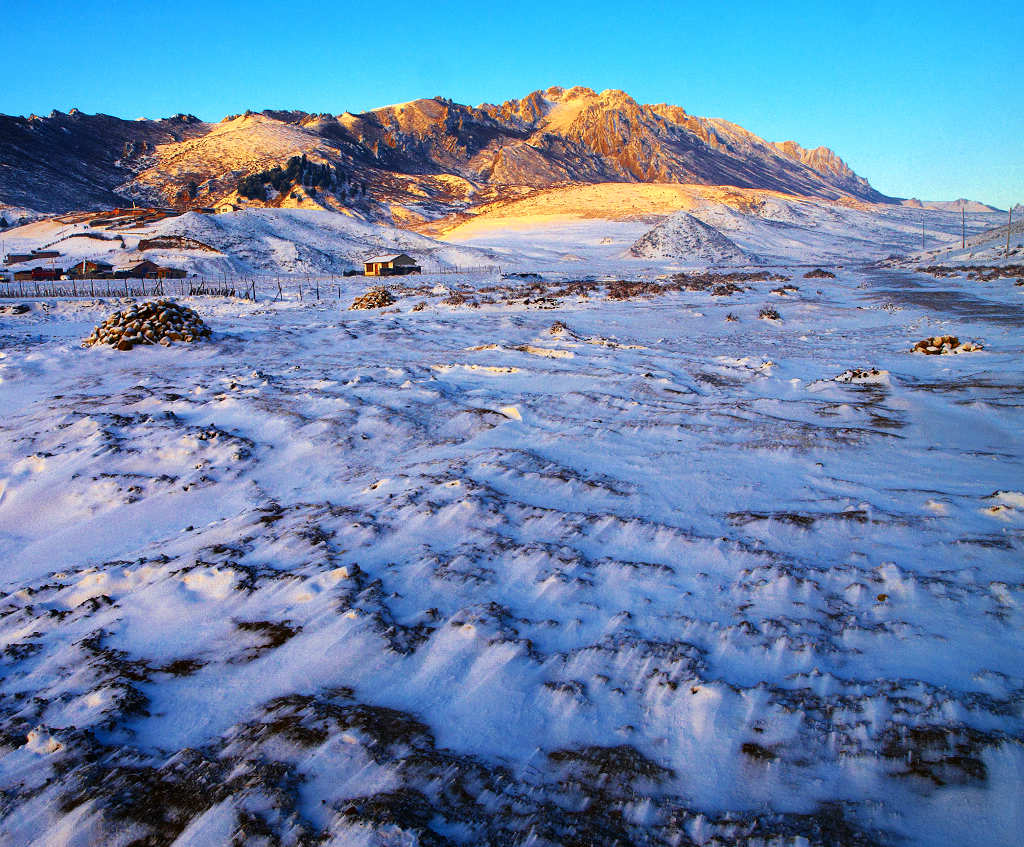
363, 254, 421, 277
157, 267, 187, 279
115, 260, 187, 279
115, 260, 161, 279
68, 259, 114, 278
14, 267, 63, 281
115, 260, 155, 278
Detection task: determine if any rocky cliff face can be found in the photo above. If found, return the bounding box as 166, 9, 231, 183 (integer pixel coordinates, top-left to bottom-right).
0, 87, 889, 221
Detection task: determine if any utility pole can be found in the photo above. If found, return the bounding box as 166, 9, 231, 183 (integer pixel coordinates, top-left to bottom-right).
921, 218, 926, 251
961, 204, 965, 250
1008, 206, 1013, 257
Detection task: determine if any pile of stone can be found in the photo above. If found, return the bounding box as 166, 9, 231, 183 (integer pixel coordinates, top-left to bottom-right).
83, 300, 211, 350
834, 367, 889, 384
350, 288, 395, 310
912, 335, 982, 355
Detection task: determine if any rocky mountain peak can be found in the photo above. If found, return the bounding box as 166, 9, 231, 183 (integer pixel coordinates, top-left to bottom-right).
1, 86, 892, 218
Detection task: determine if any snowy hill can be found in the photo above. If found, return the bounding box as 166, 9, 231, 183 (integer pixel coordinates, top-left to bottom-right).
894, 208, 1024, 267
0, 209, 500, 277
628, 210, 753, 264
436, 183, 1007, 268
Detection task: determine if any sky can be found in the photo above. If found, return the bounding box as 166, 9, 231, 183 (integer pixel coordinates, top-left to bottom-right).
1, 0, 1021, 208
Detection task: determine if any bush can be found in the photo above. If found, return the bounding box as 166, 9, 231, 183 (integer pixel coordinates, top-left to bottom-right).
758, 306, 781, 320
237, 155, 340, 201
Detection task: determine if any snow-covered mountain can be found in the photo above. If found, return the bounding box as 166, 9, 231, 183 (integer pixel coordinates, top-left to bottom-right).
1, 86, 894, 222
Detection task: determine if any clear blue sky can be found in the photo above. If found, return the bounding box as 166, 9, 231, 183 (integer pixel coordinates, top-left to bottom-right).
2, 0, 1021, 208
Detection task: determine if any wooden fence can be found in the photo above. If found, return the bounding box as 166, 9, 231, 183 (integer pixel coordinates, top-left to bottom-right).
0, 266, 504, 302
0, 277, 257, 300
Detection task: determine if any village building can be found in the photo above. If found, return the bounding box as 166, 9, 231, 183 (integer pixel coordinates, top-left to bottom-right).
363, 254, 421, 276
4, 250, 61, 265
114, 260, 187, 279
67, 259, 114, 278
13, 267, 63, 281
159, 267, 188, 279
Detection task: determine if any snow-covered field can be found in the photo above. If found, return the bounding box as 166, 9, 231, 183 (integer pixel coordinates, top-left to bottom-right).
1, 265, 1021, 846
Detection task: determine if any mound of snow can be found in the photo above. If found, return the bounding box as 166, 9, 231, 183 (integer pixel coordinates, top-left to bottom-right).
628, 211, 752, 265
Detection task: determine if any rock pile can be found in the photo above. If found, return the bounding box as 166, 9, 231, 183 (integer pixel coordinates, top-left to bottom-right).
912, 335, 982, 355
834, 367, 889, 384
804, 268, 836, 279
83, 300, 211, 351
349, 288, 395, 310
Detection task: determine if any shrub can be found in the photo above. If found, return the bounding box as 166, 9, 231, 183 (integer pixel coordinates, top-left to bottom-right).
237, 155, 341, 201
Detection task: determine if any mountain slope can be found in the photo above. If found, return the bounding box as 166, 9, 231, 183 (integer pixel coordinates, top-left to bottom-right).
0, 208, 499, 277
1, 87, 891, 222
0, 110, 207, 213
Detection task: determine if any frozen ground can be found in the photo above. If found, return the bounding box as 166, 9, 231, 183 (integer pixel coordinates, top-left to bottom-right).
0, 266, 1022, 846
